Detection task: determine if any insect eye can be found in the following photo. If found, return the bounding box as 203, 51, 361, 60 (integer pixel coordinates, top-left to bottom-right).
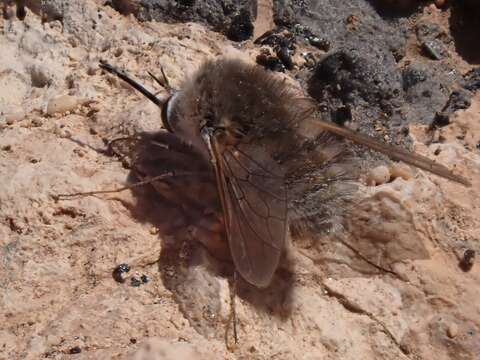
160, 94, 174, 133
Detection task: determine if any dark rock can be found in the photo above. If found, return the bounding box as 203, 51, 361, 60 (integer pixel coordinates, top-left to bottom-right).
254, 30, 295, 70
110, 0, 140, 15
459, 249, 475, 272
273, 0, 407, 62
416, 20, 449, 44
178, 0, 196, 6
402, 63, 460, 125
254, 29, 294, 48
402, 64, 427, 90
131, 277, 142, 287
69, 346, 81, 354
450, 1, 480, 64
302, 52, 317, 68
226, 8, 254, 41
368, 0, 420, 17
462, 68, 480, 92
422, 40, 447, 60
307, 46, 406, 142
16, 2, 26, 20
256, 52, 285, 72
333, 106, 352, 126
308, 37, 330, 51
272, 0, 295, 26
112, 263, 130, 283
135, 0, 257, 41
432, 89, 472, 128
254, 30, 276, 44
276, 46, 294, 70
415, 20, 450, 61
309, 49, 402, 110
464, 0, 480, 14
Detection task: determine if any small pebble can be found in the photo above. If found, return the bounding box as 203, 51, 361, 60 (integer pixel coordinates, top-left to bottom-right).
308, 37, 330, 51
5, 111, 26, 124
447, 323, 458, 338
68, 47, 87, 62
131, 277, 142, 287
30, 118, 43, 127
69, 346, 81, 354
390, 163, 413, 181
3, 4, 15, 19
112, 263, 130, 283
114, 48, 123, 57
47, 95, 79, 116
422, 40, 446, 60
459, 249, 475, 272
86, 63, 98, 76
366, 165, 391, 186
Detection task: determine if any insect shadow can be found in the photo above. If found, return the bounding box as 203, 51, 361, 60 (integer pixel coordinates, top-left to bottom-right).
60, 58, 468, 338
112, 132, 297, 322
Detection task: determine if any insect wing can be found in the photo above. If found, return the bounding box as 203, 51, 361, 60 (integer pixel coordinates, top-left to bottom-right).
212, 140, 288, 288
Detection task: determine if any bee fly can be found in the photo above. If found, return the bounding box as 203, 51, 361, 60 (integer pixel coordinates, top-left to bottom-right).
79, 58, 470, 289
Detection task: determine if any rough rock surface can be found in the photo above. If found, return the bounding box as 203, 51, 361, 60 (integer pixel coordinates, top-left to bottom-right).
132, 0, 257, 41
1, 1, 479, 359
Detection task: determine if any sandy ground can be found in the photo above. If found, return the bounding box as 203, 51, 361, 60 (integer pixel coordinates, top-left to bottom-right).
0, 1, 479, 359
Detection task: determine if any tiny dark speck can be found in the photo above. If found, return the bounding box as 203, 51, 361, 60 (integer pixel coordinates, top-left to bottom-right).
130, 338, 137, 344
69, 346, 81, 354
141, 274, 149, 284
476, 143, 480, 150
112, 263, 130, 283
459, 249, 475, 272
131, 277, 142, 287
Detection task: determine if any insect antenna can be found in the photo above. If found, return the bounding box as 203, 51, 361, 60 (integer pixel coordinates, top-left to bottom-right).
147, 66, 172, 92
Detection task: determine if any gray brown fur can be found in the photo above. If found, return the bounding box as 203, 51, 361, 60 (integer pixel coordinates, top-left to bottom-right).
144, 58, 358, 287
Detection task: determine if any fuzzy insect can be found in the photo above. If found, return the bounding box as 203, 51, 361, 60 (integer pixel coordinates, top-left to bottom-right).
98, 58, 470, 289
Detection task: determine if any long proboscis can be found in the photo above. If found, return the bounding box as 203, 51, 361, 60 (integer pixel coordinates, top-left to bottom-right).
312, 119, 471, 187
99, 61, 165, 108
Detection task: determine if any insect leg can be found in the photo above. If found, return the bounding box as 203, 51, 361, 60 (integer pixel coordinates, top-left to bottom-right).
225, 270, 239, 351
53, 170, 210, 200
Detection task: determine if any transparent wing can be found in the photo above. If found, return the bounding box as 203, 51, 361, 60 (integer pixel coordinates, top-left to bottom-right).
213, 142, 288, 288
